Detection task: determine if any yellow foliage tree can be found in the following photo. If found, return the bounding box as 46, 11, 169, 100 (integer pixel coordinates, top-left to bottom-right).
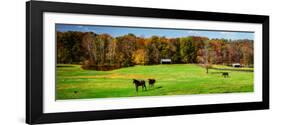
132, 49, 146, 65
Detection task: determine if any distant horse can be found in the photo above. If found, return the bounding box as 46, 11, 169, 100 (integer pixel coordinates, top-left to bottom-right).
222, 72, 229, 78
148, 79, 156, 88
133, 79, 147, 92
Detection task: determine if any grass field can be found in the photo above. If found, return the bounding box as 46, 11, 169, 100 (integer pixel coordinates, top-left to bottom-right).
212, 65, 254, 72
56, 64, 254, 100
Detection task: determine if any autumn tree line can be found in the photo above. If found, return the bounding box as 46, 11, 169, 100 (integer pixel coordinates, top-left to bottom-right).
57, 31, 253, 70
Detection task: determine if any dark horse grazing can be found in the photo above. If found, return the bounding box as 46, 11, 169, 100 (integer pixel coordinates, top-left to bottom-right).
148, 79, 156, 88
133, 79, 147, 92
222, 72, 229, 78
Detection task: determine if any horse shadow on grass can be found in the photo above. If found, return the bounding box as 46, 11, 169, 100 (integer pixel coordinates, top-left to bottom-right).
209, 71, 230, 78
133, 86, 163, 96
155, 86, 163, 89
210, 71, 225, 74
144, 86, 163, 92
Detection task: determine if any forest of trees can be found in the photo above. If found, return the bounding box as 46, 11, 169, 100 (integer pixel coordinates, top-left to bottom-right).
57, 31, 254, 70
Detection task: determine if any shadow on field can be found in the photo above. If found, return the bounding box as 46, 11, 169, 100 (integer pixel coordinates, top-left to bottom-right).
155, 86, 163, 89
210, 71, 231, 78
134, 86, 163, 96
148, 86, 163, 91
210, 71, 226, 74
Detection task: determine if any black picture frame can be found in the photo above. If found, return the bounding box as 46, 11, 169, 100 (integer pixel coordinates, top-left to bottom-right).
26, 1, 269, 124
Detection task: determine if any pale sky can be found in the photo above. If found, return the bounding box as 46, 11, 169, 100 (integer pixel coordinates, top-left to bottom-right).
56, 24, 254, 40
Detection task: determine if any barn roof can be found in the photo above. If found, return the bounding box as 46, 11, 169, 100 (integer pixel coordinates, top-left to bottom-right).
161, 59, 171, 62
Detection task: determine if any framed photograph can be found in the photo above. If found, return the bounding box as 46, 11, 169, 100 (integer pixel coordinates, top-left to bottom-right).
26, 1, 269, 124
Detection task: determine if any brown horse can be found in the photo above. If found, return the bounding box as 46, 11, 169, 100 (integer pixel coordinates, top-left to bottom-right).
222, 72, 229, 78
133, 79, 147, 92
148, 79, 156, 88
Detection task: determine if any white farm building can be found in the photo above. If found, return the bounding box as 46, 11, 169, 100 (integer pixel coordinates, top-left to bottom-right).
160, 59, 172, 64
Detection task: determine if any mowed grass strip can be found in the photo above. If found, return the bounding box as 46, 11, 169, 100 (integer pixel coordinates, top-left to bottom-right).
56, 64, 254, 100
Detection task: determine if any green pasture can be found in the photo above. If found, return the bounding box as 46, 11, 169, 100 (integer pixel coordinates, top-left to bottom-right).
56, 64, 254, 100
